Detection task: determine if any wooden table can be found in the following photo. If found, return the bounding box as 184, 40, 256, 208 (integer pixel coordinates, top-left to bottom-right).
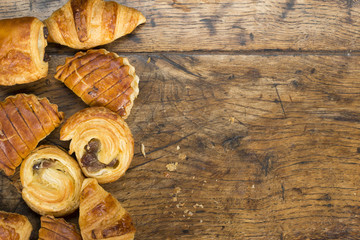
1, 0, 360, 239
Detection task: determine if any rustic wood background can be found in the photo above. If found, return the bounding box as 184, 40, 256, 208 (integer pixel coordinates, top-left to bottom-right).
1, 0, 360, 239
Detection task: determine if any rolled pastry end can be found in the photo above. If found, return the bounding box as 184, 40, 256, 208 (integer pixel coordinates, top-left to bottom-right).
31, 18, 48, 79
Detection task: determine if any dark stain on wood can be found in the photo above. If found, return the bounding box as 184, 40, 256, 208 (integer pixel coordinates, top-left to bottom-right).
281, 0, 296, 18
200, 18, 216, 36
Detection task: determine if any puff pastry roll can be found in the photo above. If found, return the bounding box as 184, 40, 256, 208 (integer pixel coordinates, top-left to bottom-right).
0, 17, 48, 85
20, 145, 84, 217
0, 94, 64, 176
79, 178, 135, 240
45, 0, 146, 49
39, 215, 82, 240
0, 211, 32, 240
60, 107, 133, 184
55, 49, 139, 119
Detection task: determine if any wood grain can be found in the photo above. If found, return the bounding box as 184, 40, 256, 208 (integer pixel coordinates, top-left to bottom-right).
1, 54, 360, 239
2, 0, 360, 52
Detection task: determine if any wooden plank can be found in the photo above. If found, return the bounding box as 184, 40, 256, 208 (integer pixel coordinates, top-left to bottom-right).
2, 0, 360, 52
2, 54, 360, 239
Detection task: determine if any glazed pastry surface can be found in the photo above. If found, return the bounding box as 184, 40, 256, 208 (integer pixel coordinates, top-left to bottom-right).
39, 215, 82, 240
0, 211, 32, 240
55, 49, 139, 119
60, 107, 134, 183
0, 94, 64, 176
20, 145, 84, 217
79, 178, 135, 240
0, 17, 48, 85
45, 0, 146, 49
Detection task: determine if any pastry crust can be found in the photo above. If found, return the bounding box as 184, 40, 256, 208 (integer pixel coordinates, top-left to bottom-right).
60, 107, 134, 184
0, 94, 64, 176
55, 49, 139, 119
39, 215, 82, 240
0, 17, 48, 85
79, 178, 135, 240
20, 145, 84, 217
45, 0, 146, 49
0, 211, 32, 240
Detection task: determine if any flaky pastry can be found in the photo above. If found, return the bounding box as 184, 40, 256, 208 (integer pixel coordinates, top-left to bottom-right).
0, 17, 48, 85
0, 94, 64, 176
60, 107, 134, 184
39, 215, 82, 240
20, 145, 84, 217
79, 178, 135, 240
0, 211, 32, 240
45, 0, 146, 49
55, 49, 139, 119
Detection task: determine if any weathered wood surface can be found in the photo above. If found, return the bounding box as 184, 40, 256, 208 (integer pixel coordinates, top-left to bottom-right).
3, 0, 360, 52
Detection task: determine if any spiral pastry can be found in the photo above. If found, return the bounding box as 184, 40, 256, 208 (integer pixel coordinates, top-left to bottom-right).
54, 49, 139, 119
20, 145, 84, 217
60, 107, 133, 183
79, 178, 135, 240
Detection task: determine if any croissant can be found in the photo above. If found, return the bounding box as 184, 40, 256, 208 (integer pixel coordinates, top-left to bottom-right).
55, 49, 139, 119
0, 94, 64, 176
0, 211, 32, 240
79, 178, 135, 240
45, 0, 146, 49
0, 17, 48, 85
20, 145, 84, 217
39, 215, 82, 240
60, 107, 134, 184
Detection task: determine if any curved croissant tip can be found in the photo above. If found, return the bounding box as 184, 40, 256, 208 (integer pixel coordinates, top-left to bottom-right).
81, 178, 98, 190
139, 13, 147, 25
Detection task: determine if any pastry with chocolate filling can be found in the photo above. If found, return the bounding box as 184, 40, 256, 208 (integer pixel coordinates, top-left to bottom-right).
54, 49, 139, 119
79, 178, 135, 240
20, 145, 84, 217
0, 211, 32, 240
0, 94, 64, 176
0, 17, 48, 85
60, 107, 134, 184
39, 215, 82, 240
45, 0, 146, 49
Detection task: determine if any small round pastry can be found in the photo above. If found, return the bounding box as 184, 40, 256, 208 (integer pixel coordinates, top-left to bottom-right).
20, 145, 84, 217
60, 107, 134, 184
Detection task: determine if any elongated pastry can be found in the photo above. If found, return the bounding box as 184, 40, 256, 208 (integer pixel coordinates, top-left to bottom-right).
39, 215, 82, 240
0, 17, 48, 85
55, 49, 139, 119
79, 178, 135, 240
0, 211, 32, 240
20, 145, 84, 217
60, 107, 133, 184
45, 0, 146, 49
0, 94, 64, 176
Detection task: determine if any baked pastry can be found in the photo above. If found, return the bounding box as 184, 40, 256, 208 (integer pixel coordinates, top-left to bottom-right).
39, 215, 82, 240
60, 107, 134, 184
20, 145, 84, 217
0, 94, 64, 176
79, 178, 135, 240
0, 17, 48, 85
55, 49, 139, 119
0, 211, 32, 240
45, 0, 146, 49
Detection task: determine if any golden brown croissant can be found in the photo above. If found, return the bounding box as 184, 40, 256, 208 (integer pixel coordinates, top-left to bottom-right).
79, 178, 135, 240
39, 215, 82, 240
55, 49, 139, 119
0, 211, 32, 240
0, 94, 64, 176
60, 107, 134, 184
0, 17, 48, 85
20, 145, 84, 217
45, 0, 146, 49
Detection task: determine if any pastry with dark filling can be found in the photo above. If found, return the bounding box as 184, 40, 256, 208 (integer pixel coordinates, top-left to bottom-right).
54, 49, 139, 119
79, 178, 135, 240
39, 215, 82, 240
0, 94, 64, 176
20, 145, 84, 217
0, 211, 32, 240
44, 0, 146, 49
60, 107, 134, 183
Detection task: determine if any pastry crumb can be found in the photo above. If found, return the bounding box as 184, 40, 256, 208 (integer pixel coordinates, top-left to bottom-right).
176, 145, 180, 150
200, 220, 203, 223
188, 211, 193, 216
252, 184, 255, 188
229, 117, 235, 124
172, 196, 177, 202
176, 202, 185, 208
178, 153, 187, 160
147, 57, 151, 63
193, 203, 204, 209
141, 143, 146, 158
166, 162, 178, 172
174, 187, 181, 194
